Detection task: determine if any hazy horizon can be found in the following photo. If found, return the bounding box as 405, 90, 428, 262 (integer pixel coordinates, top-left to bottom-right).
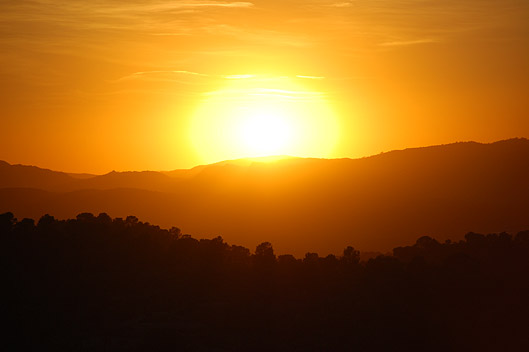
2, 137, 528, 174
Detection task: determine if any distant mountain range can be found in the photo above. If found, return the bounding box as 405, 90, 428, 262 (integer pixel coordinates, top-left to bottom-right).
1, 138, 529, 256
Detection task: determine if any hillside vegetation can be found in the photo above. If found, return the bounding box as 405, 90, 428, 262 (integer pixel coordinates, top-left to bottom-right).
2, 212, 529, 351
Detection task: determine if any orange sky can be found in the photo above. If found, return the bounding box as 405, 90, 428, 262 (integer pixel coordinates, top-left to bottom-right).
1, 0, 528, 173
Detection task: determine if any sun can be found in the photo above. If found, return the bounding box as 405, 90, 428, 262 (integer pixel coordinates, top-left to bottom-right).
238, 106, 293, 156
189, 76, 339, 163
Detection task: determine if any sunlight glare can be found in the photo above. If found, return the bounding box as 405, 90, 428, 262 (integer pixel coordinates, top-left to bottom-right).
189, 77, 339, 163
239, 107, 293, 156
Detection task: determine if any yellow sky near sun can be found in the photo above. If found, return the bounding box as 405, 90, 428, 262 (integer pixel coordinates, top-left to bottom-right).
0, 0, 528, 173
189, 75, 340, 163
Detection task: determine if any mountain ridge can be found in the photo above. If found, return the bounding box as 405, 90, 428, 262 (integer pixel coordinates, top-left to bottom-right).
3, 138, 527, 179
2, 137, 529, 255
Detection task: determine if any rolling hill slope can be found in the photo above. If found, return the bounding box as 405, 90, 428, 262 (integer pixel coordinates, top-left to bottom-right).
1, 138, 528, 255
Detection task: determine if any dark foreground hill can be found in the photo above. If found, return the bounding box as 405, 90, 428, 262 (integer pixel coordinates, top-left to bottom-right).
2, 212, 528, 351
1, 138, 529, 255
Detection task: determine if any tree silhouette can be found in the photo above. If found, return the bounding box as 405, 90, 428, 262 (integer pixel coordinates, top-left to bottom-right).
1, 212, 529, 351
342, 245, 360, 265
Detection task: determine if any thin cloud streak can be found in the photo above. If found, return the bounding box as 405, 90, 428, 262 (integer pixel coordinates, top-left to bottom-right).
296, 75, 325, 80
175, 2, 253, 8
379, 38, 439, 47
329, 2, 353, 8
224, 74, 256, 79
117, 71, 327, 83
113, 70, 210, 83
202, 87, 326, 101
133, 70, 207, 76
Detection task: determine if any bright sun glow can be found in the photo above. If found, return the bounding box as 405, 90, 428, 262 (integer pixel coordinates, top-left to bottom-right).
239, 106, 293, 156
189, 77, 339, 163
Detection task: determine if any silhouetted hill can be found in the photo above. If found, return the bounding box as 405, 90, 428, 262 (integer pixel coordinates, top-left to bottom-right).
0, 160, 77, 191
1, 138, 529, 255
161, 155, 296, 178
81, 171, 176, 192
66, 172, 96, 179
0, 163, 178, 192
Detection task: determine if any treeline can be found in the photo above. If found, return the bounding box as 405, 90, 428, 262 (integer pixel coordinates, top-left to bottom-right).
2, 212, 529, 351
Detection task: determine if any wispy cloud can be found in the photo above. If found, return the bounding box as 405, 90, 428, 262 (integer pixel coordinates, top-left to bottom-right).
117, 71, 326, 84
296, 75, 325, 80
113, 70, 210, 83
2, 0, 527, 104
224, 74, 255, 79
329, 2, 353, 8
204, 87, 325, 101
0, 1, 255, 35
133, 70, 207, 77
173, 2, 253, 8
250, 88, 324, 96
379, 39, 439, 47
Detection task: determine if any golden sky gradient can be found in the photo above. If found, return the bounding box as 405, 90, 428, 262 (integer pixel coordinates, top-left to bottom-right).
1, 0, 528, 173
